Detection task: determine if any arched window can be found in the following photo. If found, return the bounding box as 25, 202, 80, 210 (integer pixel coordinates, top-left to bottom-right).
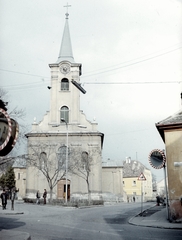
60, 106, 69, 123
61, 78, 69, 91
57, 146, 66, 168
40, 152, 47, 169
81, 151, 89, 171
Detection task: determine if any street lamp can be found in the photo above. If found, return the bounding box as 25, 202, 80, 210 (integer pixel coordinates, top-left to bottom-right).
52, 120, 87, 203
60, 118, 68, 204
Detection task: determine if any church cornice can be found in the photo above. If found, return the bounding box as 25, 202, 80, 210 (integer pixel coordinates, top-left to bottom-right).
26, 131, 104, 138
49, 62, 82, 76
49, 62, 82, 67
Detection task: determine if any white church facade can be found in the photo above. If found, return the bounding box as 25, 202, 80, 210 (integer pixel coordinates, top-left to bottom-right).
25, 12, 104, 201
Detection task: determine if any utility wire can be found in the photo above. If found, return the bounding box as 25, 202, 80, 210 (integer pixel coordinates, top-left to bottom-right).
84, 81, 182, 85
82, 46, 182, 78
1, 45, 181, 90
0, 68, 49, 80
83, 43, 182, 75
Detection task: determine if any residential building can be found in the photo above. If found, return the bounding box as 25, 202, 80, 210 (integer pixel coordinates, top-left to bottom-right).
13, 158, 26, 199
156, 178, 166, 197
123, 158, 153, 202
156, 109, 182, 222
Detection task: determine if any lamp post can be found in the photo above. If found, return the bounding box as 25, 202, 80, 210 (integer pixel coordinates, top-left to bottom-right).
60, 118, 68, 203
52, 121, 87, 203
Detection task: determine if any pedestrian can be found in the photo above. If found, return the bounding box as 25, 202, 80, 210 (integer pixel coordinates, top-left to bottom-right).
43, 189, 47, 204
0, 189, 8, 210
127, 196, 129, 203
36, 190, 40, 204
133, 196, 135, 202
156, 195, 160, 206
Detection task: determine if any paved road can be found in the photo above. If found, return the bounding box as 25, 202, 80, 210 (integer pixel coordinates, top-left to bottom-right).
0, 201, 182, 240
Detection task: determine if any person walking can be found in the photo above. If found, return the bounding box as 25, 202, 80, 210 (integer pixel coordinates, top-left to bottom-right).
36, 190, 40, 204
1, 189, 8, 210
156, 195, 160, 206
133, 196, 135, 202
43, 189, 47, 204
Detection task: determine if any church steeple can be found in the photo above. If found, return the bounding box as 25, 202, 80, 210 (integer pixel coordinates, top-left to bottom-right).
57, 12, 74, 63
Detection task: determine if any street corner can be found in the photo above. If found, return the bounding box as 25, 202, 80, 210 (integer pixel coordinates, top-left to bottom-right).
1, 230, 31, 240
0, 207, 24, 215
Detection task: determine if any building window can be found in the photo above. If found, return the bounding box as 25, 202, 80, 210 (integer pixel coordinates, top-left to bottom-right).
40, 152, 47, 169
61, 78, 69, 91
18, 173, 20, 180
57, 146, 66, 169
132, 180, 136, 186
60, 106, 69, 123
81, 151, 89, 170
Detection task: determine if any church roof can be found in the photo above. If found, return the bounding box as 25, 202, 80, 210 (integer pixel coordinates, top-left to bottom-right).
57, 13, 74, 63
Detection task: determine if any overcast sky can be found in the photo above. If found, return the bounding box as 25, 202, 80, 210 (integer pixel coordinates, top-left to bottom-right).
1, 0, 182, 181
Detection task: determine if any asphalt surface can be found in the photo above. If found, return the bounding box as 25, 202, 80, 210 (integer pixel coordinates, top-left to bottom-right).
0, 201, 181, 240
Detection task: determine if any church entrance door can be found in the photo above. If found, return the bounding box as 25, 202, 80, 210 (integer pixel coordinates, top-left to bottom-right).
57, 179, 70, 200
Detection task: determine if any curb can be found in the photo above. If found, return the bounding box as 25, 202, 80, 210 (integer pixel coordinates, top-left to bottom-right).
1, 230, 31, 240
0, 212, 24, 215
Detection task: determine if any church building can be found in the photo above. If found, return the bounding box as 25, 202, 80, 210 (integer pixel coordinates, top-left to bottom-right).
25, 11, 104, 201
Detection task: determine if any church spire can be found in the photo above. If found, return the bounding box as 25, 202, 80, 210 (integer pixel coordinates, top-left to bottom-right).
57, 5, 74, 63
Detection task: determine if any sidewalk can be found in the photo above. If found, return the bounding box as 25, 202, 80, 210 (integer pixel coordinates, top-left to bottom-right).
0, 201, 31, 240
129, 204, 182, 229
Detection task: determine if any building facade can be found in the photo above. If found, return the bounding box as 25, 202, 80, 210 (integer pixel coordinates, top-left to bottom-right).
25, 12, 104, 201
13, 158, 26, 199
102, 161, 123, 202
123, 158, 153, 202
156, 109, 182, 222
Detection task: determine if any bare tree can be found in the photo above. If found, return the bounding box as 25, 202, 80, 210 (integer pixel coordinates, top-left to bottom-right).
70, 147, 101, 204
25, 142, 69, 202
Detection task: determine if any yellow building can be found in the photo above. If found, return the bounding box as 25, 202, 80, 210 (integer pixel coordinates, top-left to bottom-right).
123, 158, 153, 202
156, 109, 182, 222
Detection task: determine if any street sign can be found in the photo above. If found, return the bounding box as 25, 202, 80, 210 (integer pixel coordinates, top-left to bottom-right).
138, 172, 146, 181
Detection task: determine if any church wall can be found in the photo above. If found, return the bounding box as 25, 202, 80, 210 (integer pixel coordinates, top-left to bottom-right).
69, 135, 103, 200
26, 132, 103, 201
50, 65, 81, 124
102, 167, 123, 202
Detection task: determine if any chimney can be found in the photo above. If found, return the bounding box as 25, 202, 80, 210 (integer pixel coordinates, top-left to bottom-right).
126, 157, 131, 163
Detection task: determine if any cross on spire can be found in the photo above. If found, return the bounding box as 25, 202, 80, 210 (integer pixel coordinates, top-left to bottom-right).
64, 3, 71, 19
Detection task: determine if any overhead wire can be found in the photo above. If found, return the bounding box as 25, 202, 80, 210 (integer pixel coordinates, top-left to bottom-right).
82, 46, 182, 79
0, 44, 181, 90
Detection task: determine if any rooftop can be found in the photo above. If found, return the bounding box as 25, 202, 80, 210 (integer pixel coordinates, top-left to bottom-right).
156, 109, 182, 142
123, 159, 148, 178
